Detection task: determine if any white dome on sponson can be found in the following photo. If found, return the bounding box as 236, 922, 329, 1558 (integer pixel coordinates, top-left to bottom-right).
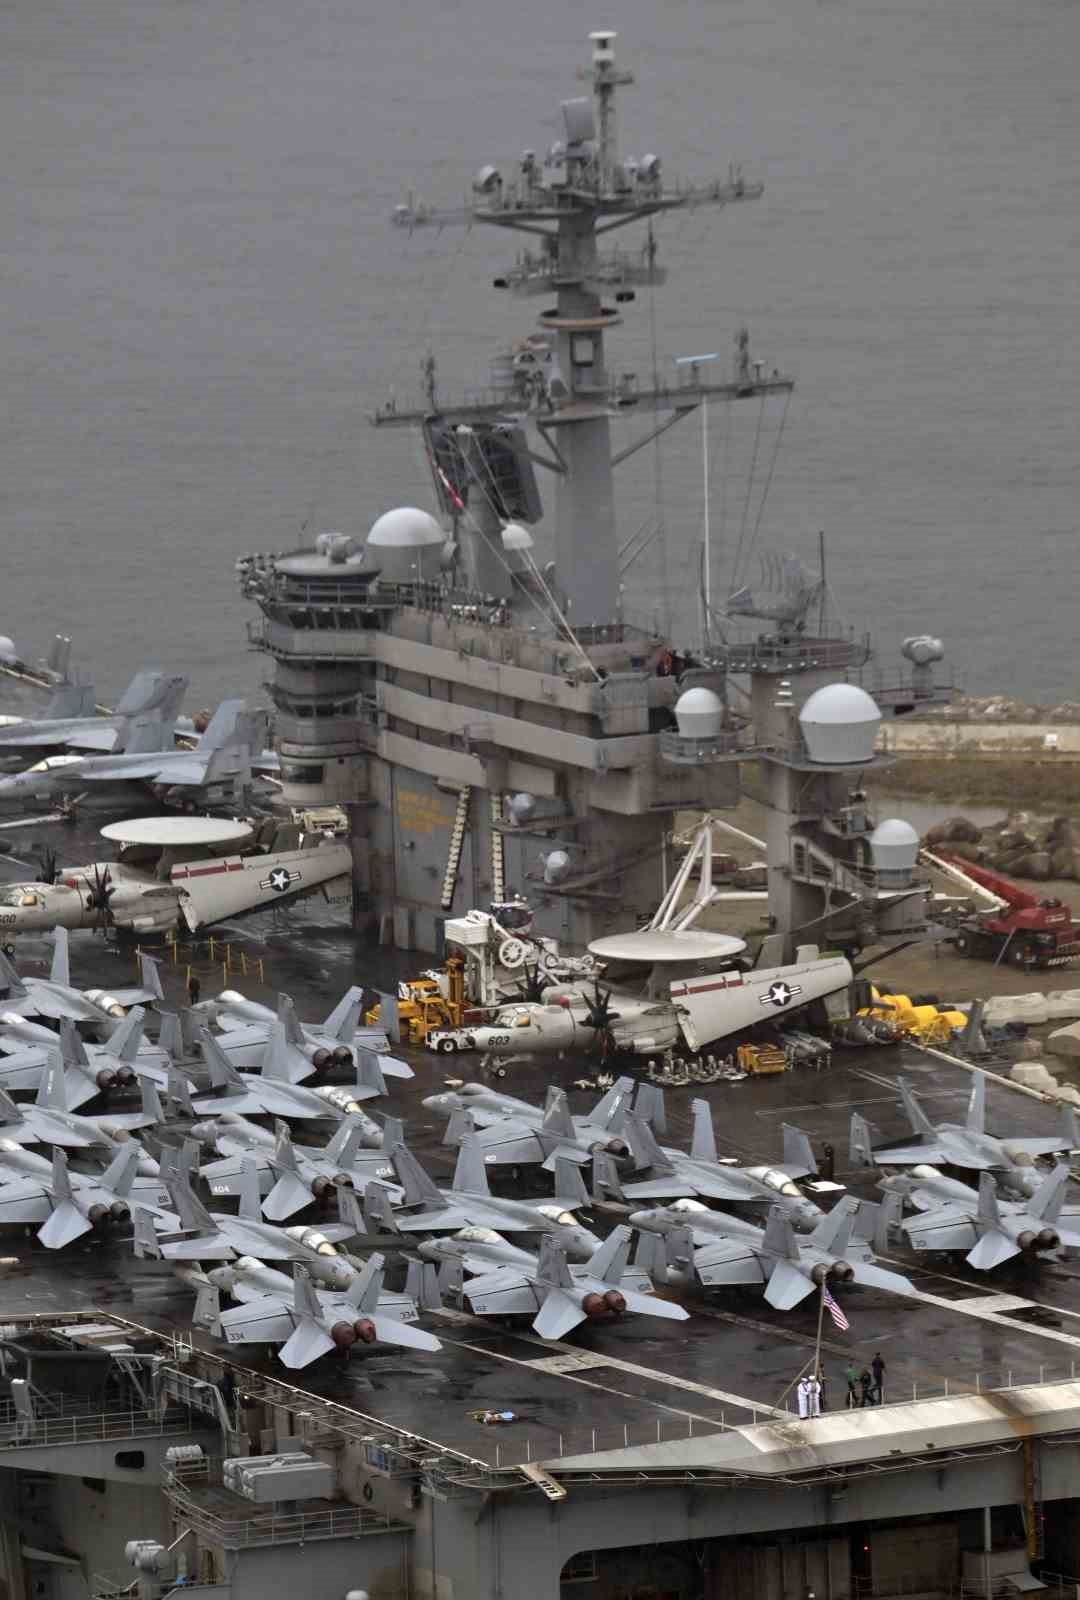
869, 817, 920, 873
674, 687, 724, 739
798, 683, 881, 765
367, 507, 445, 548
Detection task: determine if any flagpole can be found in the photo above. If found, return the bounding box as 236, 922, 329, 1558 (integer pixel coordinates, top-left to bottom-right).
813, 1280, 826, 1386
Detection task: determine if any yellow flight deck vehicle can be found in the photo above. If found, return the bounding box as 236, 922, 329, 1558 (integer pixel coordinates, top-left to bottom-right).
365, 956, 468, 1045
858, 987, 968, 1046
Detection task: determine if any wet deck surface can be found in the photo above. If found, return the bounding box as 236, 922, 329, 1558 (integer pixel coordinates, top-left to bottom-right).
4, 947, 1080, 1470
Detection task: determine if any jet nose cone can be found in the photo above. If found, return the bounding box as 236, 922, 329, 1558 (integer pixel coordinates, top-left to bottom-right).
422, 1093, 459, 1113
628, 1210, 661, 1231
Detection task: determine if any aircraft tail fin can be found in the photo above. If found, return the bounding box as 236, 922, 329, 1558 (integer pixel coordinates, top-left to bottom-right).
360, 1182, 401, 1236
632, 1081, 667, 1136
346, 1253, 385, 1315
1029, 1159, 1070, 1222
292, 1263, 323, 1323
355, 1049, 388, 1099
1061, 1103, 1080, 1152
139, 1076, 163, 1126
43, 634, 73, 685
137, 954, 164, 1002
689, 1099, 718, 1164
132, 1206, 162, 1259
59, 1018, 89, 1068
404, 1260, 443, 1313
591, 1075, 634, 1128
632, 1227, 666, 1285
453, 1133, 490, 1196
552, 1155, 588, 1208
0, 1087, 25, 1126
781, 1123, 817, 1178
48, 929, 71, 988
324, 985, 365, 1040
591, 1150, 625, 1203
809, 1197, 855, 1258
104, 1007, 145, 1064
260, 1023, 295, 1083
391, 1144, 446, 1209
277, 994, 306, 1049
166, 1069, 195, 1120
195, 699, 245, 753
849, 1112, 878, 1168
966, 1071, 987, 1136
168, 1172, 215, 1235
324, 1116, 365, 1166
380, 1115, 404, 1152
100, 1142, 139, 1199
193, 1283, 221, 1336
118, 714, 175, 756
437, 1259, 464, 1304
536, 1232, 574, 1290
36, 1052, 68, 1111
237, 1156, 262, 1222
540, 1090, 575, 1141
624, 1111, 676, 1176
199, 1029, 246, 1090
874, 1192, 904, 1254
50, 1145, 74, 1204
976, 1170, 1003, 1227
443, 1108, 471, 1147
762, 1205, 800, 1262
898, 1077, 936, 1139
272, 1120, 300, 1174
585, 1224, 632, 1285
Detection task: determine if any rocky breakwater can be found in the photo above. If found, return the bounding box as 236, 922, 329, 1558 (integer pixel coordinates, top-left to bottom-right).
925, 812, 1080, 882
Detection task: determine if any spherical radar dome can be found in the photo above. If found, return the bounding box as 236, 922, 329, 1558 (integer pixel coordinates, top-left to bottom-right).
869, 817, 920, 873
799, 683, 881, 766
674, 687, 724, 740
501, 521, 534, 551
367, 507, 445, 549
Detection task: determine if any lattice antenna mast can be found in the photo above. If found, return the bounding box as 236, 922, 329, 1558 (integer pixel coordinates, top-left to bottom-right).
376, 31, 792, 626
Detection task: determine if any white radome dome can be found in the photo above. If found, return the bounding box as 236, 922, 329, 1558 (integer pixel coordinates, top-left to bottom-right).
0, 638, 16, 665
367, 507, 445, 548
799, 683, 881, 765
501, 522, 534, 551
869, 817, 920, 875
674, 687, 724, 740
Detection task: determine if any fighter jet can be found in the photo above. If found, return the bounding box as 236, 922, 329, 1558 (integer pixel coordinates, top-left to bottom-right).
0, 1136, 171, 1213
201, 1118, 403, 1217
0, 1145, 180, 1249
200, 989, 410, 1084
418, 1224, 688, 1340
191, 1027, 387, 1122
0, 1054, 165, 1161
632, 1199, 914, 1310
0, 1012, 171, 1108
135, 1156, 362, 1272
881, 1162, 1080, 1268
0, 670, 188, 756
194, 1257, 442, 1369
594, 1104, 826, 1231
850, 1072, 1078, 1197
424, 1078, 638, 1168
0, 931, 163, 1024
0, 699, 265, 808
376, 1136, 602, 1260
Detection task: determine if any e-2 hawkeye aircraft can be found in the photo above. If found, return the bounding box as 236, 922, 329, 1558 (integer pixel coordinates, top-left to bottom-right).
0, 815, 352, 936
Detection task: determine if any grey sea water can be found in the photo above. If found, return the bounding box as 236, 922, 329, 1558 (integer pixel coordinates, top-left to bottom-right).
1, 0, 1076, 707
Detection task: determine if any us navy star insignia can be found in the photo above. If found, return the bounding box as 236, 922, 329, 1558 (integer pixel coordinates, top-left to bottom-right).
760, 979, 802, 1008
261, 867, 300, 894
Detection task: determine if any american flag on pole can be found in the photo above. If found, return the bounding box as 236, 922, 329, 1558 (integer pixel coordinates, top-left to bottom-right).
823, 1286, 850, 1332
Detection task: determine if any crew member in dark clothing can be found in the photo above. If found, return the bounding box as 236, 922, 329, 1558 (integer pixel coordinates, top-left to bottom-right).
871, 1352, 886, 1403
187, 973, 201, 1006
819, 1142, 835, 1183
859, 1368, 875, 1407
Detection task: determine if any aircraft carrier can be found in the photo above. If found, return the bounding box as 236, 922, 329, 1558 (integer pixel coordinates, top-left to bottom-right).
3, 30, 1080, 1600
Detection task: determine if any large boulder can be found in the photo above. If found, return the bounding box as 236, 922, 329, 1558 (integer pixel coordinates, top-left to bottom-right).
1049, 847, 1078, 880
1044, 816, 1078, 850
983, 992, 1049, 1027
1046, 1021, 1080, 1061
1045, 989, 1080, 1021
1010, 1062, 1060, 1093
1005, 1036, 1043, 1061
942, 815, 982, 844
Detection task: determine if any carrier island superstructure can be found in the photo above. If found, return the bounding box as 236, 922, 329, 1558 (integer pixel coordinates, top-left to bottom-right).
240, 31, 948, 964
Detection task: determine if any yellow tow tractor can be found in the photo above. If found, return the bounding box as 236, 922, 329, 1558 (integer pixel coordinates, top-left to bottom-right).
858, 986, 968, 1047
365, 956, 467, 1045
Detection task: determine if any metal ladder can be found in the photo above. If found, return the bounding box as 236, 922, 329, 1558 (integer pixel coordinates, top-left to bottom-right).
490, 792, 505, 904
441, 787, 471, 910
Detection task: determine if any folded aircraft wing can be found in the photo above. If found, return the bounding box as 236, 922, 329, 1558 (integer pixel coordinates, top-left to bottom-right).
869, 1141, 950, 1166
174, 843, 353, 931
1002, 1136, 1074, 1157
63, 727, 124, 753
464, 1268, 542, 1319
78, 756, 171, 783
902, 1207, 977, 1253
219, 1298, 295, 1345
692, 1240, 768, 1289
0, 1181, 50, 1224
202, 1153, 274, 1198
